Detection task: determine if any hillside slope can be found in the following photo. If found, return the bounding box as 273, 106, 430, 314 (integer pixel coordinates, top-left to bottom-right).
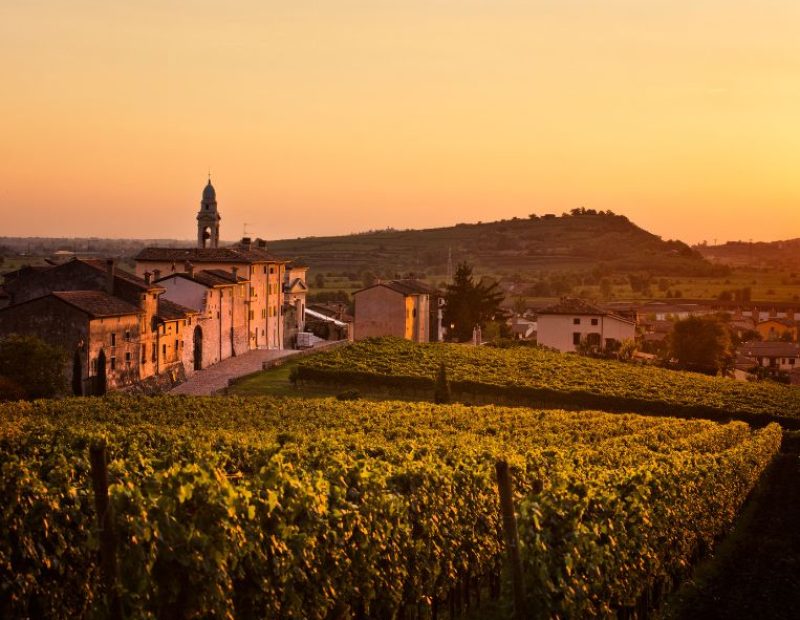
268, 212, 721, 276
698, 238, 800, 270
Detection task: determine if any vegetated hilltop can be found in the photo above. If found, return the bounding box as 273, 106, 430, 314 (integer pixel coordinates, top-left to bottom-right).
297, 338, 800, 424
697, 238, 800, 270
1, 396, 780, 618
268, 211, 724, 277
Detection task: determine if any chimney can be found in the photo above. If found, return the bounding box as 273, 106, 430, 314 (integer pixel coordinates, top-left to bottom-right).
153, 268, 161, 281
144, 271, 152, 285
241, 237, 252, 250
231, 266, 239, 281
257, 239, 267, 249
185, 261, 194, 278
105, 259, 115, 295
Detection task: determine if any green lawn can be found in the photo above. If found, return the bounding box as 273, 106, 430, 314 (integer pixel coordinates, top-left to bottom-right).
228, 356, 431, 403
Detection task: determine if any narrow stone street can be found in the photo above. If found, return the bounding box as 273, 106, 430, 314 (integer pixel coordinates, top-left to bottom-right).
169, 348, 301, 396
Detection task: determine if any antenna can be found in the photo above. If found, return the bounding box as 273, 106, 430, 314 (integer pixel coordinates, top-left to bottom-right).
243, 222, 250, 237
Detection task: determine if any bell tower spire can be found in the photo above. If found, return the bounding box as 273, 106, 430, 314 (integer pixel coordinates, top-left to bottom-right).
197, 176, 221, 249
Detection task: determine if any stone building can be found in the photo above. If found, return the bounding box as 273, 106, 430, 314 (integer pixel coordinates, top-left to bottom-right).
283, 262, 309, 345
0, 257, 198, 393
155, 267, 250, 369
135, 179, 288, 351
0, 291, 143, 394
353, 280, 440, 342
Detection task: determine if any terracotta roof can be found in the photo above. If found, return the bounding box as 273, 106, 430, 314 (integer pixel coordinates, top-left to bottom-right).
51, 291, 142, 318
157, 298, 197, 321
136, 245, 285, 264
539, 298, 606, 315
356, 279, 441, 297
758, 318, 797, 328
156, 270, 242, 288
284, 277, 308, 292
539, 297, 636, 324
76, 258, 160, 291
740, 341, 800, 359
201, 268, 249, 283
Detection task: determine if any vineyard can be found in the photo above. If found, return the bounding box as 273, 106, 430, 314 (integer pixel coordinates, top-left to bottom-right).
295, 338, 800, 423
1, 396, 781, 618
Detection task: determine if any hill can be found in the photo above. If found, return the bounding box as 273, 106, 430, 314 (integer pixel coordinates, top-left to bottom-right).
268, 211, 724, 277
697, 238, 800, 270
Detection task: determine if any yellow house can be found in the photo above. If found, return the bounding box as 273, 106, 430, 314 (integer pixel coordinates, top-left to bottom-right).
756, 319, 798, 342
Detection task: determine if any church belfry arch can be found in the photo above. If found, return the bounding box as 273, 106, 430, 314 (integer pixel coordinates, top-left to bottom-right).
197, 176, 221, 249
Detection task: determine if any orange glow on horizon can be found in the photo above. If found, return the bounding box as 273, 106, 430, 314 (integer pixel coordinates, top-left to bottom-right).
1, 1, 799, 244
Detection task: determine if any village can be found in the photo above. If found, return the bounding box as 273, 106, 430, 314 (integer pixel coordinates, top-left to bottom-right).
0, 180, 797, 396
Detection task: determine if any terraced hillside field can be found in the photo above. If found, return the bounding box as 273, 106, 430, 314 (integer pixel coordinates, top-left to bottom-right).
1, 396, 780, 618
296, 338, 800, 423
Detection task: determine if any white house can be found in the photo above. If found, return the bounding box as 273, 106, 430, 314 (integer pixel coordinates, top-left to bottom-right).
739, 341, 800, 372
537, 298, 636, 353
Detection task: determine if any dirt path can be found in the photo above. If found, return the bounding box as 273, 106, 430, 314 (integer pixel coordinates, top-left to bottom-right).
667, 438, 800, 620
169, 349, 300, 396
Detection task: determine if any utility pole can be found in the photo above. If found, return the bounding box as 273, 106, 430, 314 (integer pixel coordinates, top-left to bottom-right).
446, 246, 454, 283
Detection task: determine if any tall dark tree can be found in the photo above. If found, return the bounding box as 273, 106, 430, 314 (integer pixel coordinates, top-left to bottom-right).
443, 262, 505, 342
669, 316, 733, 375
72, 349, 83, 396
434, 362, 451, 404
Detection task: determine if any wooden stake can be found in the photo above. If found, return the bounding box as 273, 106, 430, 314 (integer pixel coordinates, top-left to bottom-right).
89, 442, 123, 618
495, 460, 526, 619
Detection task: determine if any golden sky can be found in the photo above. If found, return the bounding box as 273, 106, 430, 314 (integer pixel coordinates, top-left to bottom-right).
2, 1, 799, 243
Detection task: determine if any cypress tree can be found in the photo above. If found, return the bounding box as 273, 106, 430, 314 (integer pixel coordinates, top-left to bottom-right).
72, 349, 83, 396
434, 362, 451, 404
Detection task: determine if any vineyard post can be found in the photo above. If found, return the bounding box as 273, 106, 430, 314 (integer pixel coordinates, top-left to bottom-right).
495, 460, 526, 619
89, 441, 123, 618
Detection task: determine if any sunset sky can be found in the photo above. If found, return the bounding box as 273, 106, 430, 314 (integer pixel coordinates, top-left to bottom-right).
2, 1, 799, 244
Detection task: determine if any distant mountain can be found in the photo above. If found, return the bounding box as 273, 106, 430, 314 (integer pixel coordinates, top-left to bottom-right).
268, 211, 723, 277
697, 239, 800, 270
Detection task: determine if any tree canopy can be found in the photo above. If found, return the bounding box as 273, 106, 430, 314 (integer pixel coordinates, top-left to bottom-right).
668, 316, 733, 375
443, 262, 505, 342
0, 333, 68, 400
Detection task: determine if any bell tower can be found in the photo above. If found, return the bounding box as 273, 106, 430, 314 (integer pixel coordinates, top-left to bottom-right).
197, 177, 221, 249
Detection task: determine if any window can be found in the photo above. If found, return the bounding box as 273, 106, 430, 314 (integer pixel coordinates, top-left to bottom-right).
573, 333, 581, 345
573, 318, 581, 325
111, 333, 116, 346
270, 266, 275, 274
125, 352, 131, 366
141, 344, 146, 361
412, 308, 417, 318
591, 318, 599, 326
263, 266, 267, 274
174, 339, 179, 352
162, 344, 167, 357
124, 329, 131, 341
249, 310, 254, 320
152, 343, 157, 362
110, 357, 116, 371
